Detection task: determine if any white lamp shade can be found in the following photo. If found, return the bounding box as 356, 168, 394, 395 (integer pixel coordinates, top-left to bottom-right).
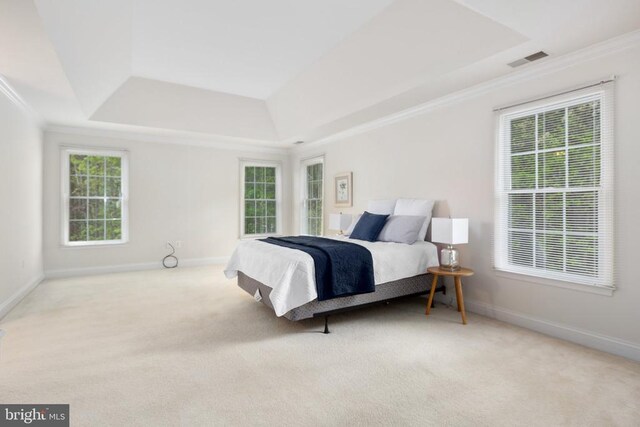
431, 218, 469, 245
329, 213, 352, 231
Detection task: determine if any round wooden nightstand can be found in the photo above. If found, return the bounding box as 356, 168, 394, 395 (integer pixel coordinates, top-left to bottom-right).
426, 266, 474, 325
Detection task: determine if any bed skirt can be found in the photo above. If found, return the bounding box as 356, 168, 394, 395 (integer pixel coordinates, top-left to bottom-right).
237, 272, 437, 321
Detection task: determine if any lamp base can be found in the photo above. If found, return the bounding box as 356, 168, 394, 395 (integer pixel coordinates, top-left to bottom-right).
440, 245, 460, 271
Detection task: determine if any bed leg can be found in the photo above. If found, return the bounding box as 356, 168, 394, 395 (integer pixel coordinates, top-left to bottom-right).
323, 316, 330, 334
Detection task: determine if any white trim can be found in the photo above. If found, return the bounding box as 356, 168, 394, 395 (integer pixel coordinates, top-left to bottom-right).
493, 77, 615, 113
44, 257, 230, 279
45, 124, 289, 154
494, 86, 614, 290
179, 257, 229, 267
300, 155, 325, 235
453, 298, 640, 362
7, 30, 637, 154
62, 240, 129, 248
61, 147, 130, 246
239, 159, 283, 238
0, 274, 45, 320
0, 73, 44, 128
58, 241, 130, 249
494, 270, 614, 296
297, 29, 640, 150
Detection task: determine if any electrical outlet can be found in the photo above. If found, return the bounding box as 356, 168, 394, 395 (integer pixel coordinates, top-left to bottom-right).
175, 241, 182, 249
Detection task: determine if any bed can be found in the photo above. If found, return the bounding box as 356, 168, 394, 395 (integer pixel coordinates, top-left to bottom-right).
225, 227, 444, 332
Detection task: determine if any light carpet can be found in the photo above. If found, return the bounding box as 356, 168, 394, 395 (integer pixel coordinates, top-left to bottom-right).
1, 266, 639, 426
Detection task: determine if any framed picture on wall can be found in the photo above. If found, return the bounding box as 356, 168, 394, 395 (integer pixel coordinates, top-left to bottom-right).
334, 172, 352, 207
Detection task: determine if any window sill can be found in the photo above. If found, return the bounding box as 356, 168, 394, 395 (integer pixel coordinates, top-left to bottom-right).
61, 240, 129, 249
494, 269, 615, 296
240, 233, 282, 240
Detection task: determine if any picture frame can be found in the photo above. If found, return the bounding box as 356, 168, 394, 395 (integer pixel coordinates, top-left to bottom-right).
334, 172, 352, 207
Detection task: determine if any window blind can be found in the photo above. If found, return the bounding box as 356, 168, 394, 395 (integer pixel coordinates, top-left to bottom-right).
494, 82, 614, 289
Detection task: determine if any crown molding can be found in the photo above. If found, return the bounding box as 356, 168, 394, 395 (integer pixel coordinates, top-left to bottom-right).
45, 123, 290, 155
299, 29, 640, 151
2, 73, 287, 155
0, 73, 45, 128
7, 28, 640, 155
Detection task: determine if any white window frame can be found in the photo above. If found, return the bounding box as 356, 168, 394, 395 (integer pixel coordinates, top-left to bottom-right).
239, 159, 282, 239
494, 85, 614, 292
300, 156, 325, 235
61, 147, 130, 247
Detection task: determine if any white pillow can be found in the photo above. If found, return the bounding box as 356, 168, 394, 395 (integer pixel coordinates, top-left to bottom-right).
367, 199, 397, 215
344, 214, 362, 236
393, 199, 435, 241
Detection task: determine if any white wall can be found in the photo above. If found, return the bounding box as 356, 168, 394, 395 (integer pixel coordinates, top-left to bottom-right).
292, 45, 640, 357
0, 85, 43, 317
43, 131, 290, 275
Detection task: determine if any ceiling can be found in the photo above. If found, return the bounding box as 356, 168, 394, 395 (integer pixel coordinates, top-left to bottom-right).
131, 0, 394, 100
1, 0, 639, 147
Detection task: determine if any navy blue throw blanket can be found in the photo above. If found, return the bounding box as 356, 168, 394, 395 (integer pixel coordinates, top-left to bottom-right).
261, 236, 375, 301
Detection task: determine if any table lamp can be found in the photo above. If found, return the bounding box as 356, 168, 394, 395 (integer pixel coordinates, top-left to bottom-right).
329, 213, 352, 235
431, 218, 469, 270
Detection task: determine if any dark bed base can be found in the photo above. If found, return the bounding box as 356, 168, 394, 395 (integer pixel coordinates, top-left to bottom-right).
314, 287, 442, 334
237, 272, 446, 333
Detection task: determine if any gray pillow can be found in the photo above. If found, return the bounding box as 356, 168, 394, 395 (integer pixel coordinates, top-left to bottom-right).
377, 215, 427, 244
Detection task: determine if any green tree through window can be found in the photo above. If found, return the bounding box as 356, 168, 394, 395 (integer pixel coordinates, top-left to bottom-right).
508, 100, 601, 275
304, 162, 323, 236
68, 153, 125, 243
244, 165, 277, 235
497, 90, 612, 288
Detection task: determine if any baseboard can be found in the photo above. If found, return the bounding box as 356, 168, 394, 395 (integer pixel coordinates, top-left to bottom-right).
44, 256, 230, 279
0, 274, 45, 320
179, 257, 229, 268
459, 298, 640, 362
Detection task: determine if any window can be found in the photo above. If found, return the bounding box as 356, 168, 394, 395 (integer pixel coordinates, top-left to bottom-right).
62, 148, 129, 246
240, 160, 281, 237
495, 84, 613, 289
301, 157, 324, 236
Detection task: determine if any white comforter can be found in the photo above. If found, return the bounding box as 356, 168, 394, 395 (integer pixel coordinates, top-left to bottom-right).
224, 236, 439, 316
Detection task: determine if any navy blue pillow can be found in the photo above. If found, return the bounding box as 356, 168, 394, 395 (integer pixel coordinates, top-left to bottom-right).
349, 211, 389, 242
